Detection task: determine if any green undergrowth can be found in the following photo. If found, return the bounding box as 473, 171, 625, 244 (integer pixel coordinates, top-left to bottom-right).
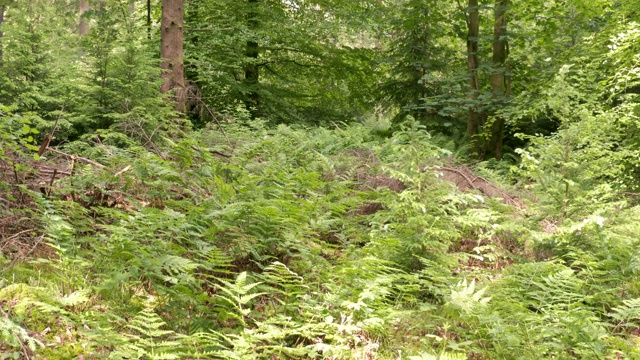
1, 120, 640, 359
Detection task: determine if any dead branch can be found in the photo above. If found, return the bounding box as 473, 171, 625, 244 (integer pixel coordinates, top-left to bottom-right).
190, 145, 231, 158
38, 106, 64, 156
45, 147, 105, 168
435, 164, 524, 208
39, 168, 72, 176
2, 228, 38, 243
435, 166, 478, 190
1, 234, 46, 276
46, 169, 58, 195
114, 165, 131, 177
185, 86, 231, 147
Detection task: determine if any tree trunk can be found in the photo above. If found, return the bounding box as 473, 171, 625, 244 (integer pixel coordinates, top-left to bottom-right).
0, 3, 5, 66
485, 0, 510, 160
160, 0, 185, 111
79, 0, 90, 36
464, 0, 483, 157
147, 0, 151, 39
244, 0, 260, 118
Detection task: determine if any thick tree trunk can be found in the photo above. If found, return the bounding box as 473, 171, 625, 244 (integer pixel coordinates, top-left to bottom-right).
244, 0, 260, 118
465, 0, 483, 157
160, 0, 185, 111
0, 3, 5, 65
485, 0, 510, 160
79, 0, 90, 36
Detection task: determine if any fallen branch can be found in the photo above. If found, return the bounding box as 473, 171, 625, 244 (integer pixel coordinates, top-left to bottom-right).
45, 147, 105, 168
114, 165, 132, 177
39, 168, 72, 176
435, 166, 478, 190
2, 228, 38, 243
190, 145, 231, 158
435, 164, 524, 208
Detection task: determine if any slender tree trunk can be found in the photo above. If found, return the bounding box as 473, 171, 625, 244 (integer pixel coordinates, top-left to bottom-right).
79, 0, 90, 36
0, 3, 6, 66
244, 0, 260, 118
465, 0, 483, 157
485, 0, 510, 160
147, 0, 151, 39
160, 0, 185, 111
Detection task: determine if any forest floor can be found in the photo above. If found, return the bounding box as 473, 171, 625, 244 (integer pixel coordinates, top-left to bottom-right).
1, 122, 639, 359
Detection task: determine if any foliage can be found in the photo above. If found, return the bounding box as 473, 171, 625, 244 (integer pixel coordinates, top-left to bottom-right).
376, 0, 465, 135
2, 0, 640, 358
184, 0, 380, 125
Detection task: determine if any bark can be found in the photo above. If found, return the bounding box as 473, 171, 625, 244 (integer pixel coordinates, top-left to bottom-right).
244, 0, 260, 118
147, 0, 151, 38
0, 3, 5, 65
160, 0, 185, 111
464, 0, 483, 156
79, 0, 90, 36
485, 0, 510, 160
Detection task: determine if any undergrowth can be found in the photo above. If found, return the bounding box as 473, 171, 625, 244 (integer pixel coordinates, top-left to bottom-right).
1, 119, 640, 359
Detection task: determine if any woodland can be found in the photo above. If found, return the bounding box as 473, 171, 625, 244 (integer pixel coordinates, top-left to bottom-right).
1, 0, 640, 359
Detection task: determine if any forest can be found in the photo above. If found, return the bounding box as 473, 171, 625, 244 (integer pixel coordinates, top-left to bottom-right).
1, 0, 640, 358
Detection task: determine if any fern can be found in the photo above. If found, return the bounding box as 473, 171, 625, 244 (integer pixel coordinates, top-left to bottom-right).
409, 351, 467, 360
261, 261, 309, 310
610, 297, 640, 325
0, 317, 44, 355
109, 308, 185, 360
159, 255, 200, 285
447, 279, 491, 314
214, 272, 264, 326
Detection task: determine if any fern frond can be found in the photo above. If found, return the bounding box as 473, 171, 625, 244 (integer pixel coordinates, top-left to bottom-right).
409, 351, 467, 360
262, 261, 309, 303
0, 317, 44, 352
110, 308, 186, 359
611, 297, 640, 324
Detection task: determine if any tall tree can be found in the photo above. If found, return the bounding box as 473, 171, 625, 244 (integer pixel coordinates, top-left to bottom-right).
485, 0, 509, 159
160, 0, 185, 111
0, 1, 6, 65
378, 0, 459, 127
79, 0, 90, 36
463, 0, 483, 155
147, 0, 151, 38
244, 0, 260, 118
461, 0, 510, 159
